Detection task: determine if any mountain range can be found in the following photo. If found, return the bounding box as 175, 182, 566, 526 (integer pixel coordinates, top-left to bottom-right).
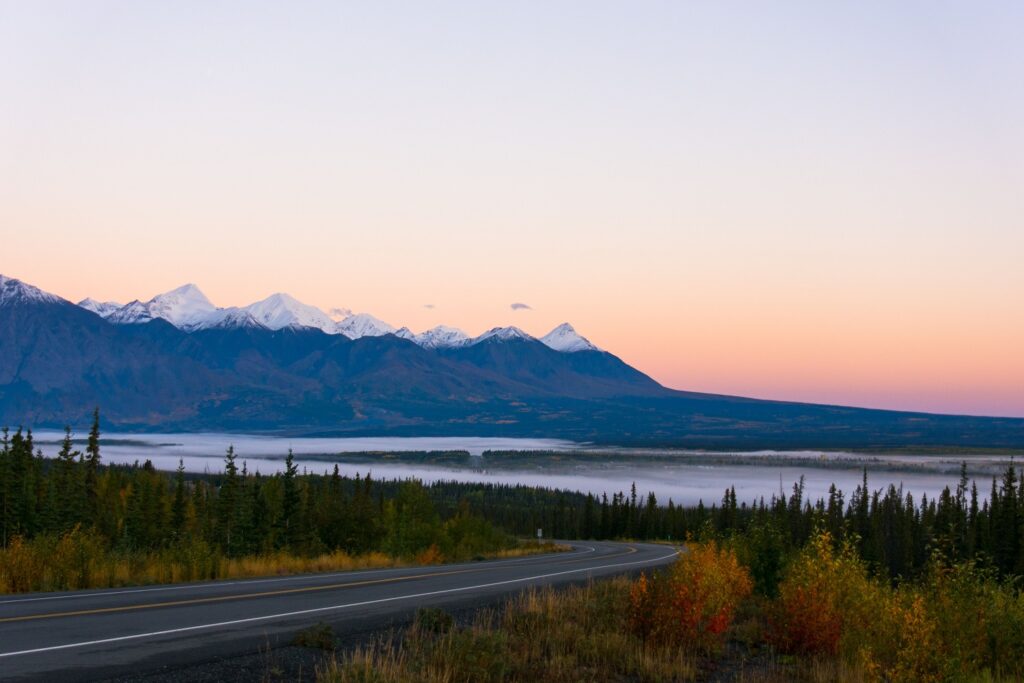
3, 273, 1024, 449
77, 283, 599, 352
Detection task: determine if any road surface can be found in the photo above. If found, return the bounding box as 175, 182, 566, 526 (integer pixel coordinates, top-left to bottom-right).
0, 541, 677, 681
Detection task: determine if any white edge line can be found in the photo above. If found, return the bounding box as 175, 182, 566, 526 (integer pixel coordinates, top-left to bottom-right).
0, 548, 678, 658
0, 544, 597, 606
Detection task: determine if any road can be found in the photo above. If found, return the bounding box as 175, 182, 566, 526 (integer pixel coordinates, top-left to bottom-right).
0, 541, 677, 681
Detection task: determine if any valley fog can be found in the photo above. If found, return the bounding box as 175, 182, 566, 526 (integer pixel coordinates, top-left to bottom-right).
30, 432, 1019, 507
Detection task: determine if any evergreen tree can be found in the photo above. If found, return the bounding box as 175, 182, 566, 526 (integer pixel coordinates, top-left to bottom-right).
84, 408, 101, 517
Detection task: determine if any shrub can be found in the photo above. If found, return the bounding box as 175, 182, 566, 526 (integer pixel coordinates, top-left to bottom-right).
769, 531, 872, 657
769, 530, 949, 682
629, 541, 752, 652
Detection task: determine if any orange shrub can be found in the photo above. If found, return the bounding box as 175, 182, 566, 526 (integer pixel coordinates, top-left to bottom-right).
768, 531, 948, 682
769, 531, 865, 657
630, 541, 752, 652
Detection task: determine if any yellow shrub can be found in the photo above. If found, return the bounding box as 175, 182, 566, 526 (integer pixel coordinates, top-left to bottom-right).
630, 541, 751, 652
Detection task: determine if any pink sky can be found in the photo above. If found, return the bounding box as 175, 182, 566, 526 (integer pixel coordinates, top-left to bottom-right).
2, 3, 1022, 417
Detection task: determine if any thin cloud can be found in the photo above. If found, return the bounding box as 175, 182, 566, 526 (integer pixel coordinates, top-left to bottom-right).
510, 302, 532, 311
423, 304, 435, 309
328, 307, 352, 320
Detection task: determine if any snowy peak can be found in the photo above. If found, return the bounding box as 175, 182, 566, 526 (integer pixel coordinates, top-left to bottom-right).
472, 326, 534, 344
540, 323, 599, 353
68, 279, 600, 354
78, 298, 122, 317
100, 284, 217, 329
243, 293, 335, 333
0, 275, 63, 307
335, 313, 396, 339
415, 325, 471, 349
146, 284, 217, 330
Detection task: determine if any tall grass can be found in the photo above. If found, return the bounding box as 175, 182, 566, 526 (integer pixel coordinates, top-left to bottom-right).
0, 529, 566, 594
318, 579, 699, 683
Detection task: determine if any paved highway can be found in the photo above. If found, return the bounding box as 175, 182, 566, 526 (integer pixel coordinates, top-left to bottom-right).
0, 541, 677, 681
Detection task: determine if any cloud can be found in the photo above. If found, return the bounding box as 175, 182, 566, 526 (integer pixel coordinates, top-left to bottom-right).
510, 302, 532, 311
328, 307, 352, 320
423, 304, 435, 309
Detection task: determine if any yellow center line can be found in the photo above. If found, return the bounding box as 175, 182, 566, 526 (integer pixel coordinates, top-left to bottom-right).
0, 568, 483, 624
0, 546, 638, 624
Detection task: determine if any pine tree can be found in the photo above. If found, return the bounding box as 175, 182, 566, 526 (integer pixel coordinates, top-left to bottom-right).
84, 408, 101, 517
279, 449, 299, 549
171, 459, 187, 533
52, 426, 82, 533
217, 446, 241, 555
0, 427, 9, 546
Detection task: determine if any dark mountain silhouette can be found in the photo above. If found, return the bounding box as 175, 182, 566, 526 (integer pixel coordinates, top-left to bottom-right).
2, 274, 1024, 449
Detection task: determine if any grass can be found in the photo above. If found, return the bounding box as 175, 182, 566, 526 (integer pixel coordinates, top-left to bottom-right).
0, 536, 568, 595
317, 578, 700, 683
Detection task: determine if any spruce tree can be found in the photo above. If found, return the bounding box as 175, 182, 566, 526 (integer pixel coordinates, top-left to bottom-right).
171, 459, 187, 533
84, 408, 101, 516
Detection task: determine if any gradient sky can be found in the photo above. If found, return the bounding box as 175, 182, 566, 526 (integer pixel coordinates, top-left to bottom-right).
2, 2, 1022, 417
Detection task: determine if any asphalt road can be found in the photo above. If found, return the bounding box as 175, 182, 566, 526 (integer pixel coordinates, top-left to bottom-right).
0, 541, 677, 681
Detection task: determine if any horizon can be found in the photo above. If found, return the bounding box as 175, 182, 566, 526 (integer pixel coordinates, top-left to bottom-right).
3, 2, 1023, 418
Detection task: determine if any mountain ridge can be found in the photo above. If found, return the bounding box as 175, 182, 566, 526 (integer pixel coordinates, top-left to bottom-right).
4, 273, 1024, 449
74, 281, 601, 352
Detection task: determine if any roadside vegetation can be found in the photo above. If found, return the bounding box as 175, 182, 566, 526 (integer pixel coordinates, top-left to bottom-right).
316, 532, 1024, 682
314, 460, 1024, 681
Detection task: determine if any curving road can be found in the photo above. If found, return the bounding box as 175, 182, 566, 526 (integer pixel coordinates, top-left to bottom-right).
0, 541, 677, 681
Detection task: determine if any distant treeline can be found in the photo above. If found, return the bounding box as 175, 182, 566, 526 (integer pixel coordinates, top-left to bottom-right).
3, 411, 1024, 589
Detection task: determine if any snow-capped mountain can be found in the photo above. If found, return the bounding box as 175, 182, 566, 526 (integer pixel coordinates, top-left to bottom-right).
70, 282, 600, 353
540, 323, 599, 352
472, 326, 533, 344
78, 298, 123, 317
0, 275, 63, 306
8, 272, 1023, 449
146, 284, 218, 330
414, 325, 471, 349
103, 284, 218, 330
242, 293, 335, 333
334, 313, 396, 339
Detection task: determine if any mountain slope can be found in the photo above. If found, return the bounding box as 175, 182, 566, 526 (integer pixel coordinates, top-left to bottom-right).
3, 274, 1024, 448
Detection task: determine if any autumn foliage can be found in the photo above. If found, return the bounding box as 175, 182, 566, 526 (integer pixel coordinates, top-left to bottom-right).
629, 541, 752, 651
768, 531, 856, 656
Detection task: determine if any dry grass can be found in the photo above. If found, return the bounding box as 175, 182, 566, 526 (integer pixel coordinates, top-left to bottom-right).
318, 578, 699, 683
489, 540, 571, 559
0, 534, 565, 594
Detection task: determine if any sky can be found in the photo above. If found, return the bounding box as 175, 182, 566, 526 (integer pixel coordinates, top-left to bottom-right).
2, 1, 1022, 417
